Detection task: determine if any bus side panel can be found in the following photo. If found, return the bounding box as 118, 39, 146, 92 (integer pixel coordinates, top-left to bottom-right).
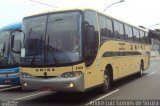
84, 58, 104, 89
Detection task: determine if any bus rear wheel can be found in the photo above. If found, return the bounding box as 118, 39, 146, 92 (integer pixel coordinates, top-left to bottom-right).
101, 71, 111, 93
138, 62, 144, 77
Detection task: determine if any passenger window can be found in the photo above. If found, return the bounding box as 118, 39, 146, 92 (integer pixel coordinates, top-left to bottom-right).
98, 14, 114, 40
145, 32, 149, 44
106, 18, 114, 38
113, 20, 125, 40
140, 31, 145, 43
98, 14, 107, 37
124, 25, 133, 41
133, 28, 140, 42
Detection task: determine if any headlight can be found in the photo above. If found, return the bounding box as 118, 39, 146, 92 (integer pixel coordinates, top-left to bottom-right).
61, 71, 82, 78
20, 72, 31, 78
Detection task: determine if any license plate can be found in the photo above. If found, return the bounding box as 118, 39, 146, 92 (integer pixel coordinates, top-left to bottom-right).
41, 87, 53, 91
4, 80, 11, 83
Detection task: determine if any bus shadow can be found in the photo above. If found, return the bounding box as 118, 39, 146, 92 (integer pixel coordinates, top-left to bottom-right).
24, 88, 103, 105
111, 73, 147, 89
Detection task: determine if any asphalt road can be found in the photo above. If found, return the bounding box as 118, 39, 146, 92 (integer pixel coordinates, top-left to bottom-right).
0, 56, 160, 106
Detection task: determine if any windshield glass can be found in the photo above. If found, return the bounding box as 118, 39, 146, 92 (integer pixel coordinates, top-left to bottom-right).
22, 15, 47, 66
22, 11, 82, 66
0, 30, 20, 67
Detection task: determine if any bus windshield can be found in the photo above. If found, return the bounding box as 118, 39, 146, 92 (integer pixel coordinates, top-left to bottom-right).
0, 30, 19, 67
22, 11, 83, 66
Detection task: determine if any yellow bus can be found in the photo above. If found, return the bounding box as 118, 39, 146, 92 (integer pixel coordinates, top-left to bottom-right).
11, 8, 150, 92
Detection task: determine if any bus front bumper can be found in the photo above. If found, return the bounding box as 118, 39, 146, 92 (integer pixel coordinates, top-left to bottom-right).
0, 76, 20, 85
20, 75, 85, 92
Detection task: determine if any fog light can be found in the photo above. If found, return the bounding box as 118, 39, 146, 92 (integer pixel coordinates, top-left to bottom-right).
69, 83, 74, 87
23, 82, 28, 87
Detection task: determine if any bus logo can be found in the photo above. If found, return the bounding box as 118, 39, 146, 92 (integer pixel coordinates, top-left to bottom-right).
119, 43, 125, 50
36, 68, 55, 72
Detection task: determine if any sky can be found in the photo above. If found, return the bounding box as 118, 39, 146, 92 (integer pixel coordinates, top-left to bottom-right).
0, 0, 160, 30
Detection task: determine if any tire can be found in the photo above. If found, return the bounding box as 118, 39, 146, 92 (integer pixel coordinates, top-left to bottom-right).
101, 71, 111, 93
138, 62, 143, 77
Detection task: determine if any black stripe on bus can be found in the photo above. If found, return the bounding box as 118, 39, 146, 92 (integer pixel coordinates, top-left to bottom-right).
102, 51, 142, 57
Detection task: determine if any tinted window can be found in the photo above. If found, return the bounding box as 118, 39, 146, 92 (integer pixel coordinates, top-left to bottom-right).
23, 15, 47, 56
46, 12, 83, 65
98, 14, 114, 39
98, 14, 107, 37
106, 18, 113, 38
113, 20, 125, 40
145, 32, 150, 44
124, 25, 133, 41
84, 11, 99, 66
140, 30, 145, 43
133, 28, 140, 42
84, 11, 98, 31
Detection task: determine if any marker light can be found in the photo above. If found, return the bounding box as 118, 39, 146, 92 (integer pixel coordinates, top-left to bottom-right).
20, 72, 31, 78
23, 82, 28, 87
69, 83, 74, 87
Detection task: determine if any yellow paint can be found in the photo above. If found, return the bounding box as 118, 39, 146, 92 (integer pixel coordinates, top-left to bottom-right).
21, 8, 151, 90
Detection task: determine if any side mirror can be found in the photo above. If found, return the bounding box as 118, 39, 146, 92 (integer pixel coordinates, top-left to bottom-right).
10, 29, 24, 54
86, 25, 95, 42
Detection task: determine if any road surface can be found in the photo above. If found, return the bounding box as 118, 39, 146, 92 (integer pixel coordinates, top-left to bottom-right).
0, 56, 160, 106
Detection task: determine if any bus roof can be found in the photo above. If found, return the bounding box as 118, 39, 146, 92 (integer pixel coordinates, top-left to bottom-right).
24, 8, 148, 32
0, 22, 22, 31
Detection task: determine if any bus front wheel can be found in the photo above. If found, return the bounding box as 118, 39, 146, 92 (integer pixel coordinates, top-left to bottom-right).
101, 71, 111, 93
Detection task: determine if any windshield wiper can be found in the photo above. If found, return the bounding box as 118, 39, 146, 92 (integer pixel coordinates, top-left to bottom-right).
30, 35, 43, 66
27, 24, 44, 66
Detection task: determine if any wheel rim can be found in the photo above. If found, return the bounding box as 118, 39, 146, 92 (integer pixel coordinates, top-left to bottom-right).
103, 74, 110, 90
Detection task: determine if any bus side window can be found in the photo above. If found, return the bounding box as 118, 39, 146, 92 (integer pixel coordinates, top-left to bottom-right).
106, 18, 114, 38
98, 14, 107, 38
124, 25, 133, 41
133, 28, 140, 42
113, 20, 125, 40
140, 30, 145, 43
145, 32, 149, 44
98, 14, 114, 41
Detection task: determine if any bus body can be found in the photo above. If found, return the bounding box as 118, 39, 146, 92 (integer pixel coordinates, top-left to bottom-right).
15, 9, 150, 92
0, 22, 21, 85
